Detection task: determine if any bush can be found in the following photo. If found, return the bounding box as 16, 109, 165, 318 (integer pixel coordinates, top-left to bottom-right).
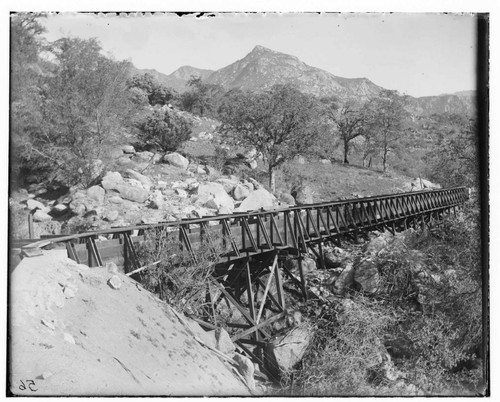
284, 200, 484, 396
285, 296, 395, 395
137, 108, 192, 156
135, 227, 225, 318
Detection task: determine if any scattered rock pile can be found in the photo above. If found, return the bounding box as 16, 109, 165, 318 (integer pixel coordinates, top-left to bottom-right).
9, 146, 292, 239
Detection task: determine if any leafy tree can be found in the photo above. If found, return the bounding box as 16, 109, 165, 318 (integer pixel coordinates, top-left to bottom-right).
218, 84, 321, 192
324, 99, 368, 164
10, 13, 47, 187
366, 90, 410, 172
424, 114, 479, 188
127, 72, 174, 106
17, 37, 133, 187
10, 13, 46, 101
180, 76, 223, 118
137, 108, 192, 156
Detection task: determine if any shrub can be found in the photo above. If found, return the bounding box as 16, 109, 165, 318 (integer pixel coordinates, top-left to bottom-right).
137, 108, 192, 156
135, 227, 226, 318
285, 199, 484, 396
285, 297, 395, 395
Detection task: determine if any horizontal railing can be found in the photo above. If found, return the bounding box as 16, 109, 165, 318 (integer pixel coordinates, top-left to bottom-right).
15, 187, 468, 272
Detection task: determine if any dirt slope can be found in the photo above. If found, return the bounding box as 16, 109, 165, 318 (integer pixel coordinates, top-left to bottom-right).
9, 250, 250, 396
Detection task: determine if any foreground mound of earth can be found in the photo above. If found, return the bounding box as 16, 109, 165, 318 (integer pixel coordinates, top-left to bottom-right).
9, 250, 250, 396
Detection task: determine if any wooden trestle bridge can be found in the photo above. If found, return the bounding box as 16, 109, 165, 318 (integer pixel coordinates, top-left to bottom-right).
16, 187, 468, 372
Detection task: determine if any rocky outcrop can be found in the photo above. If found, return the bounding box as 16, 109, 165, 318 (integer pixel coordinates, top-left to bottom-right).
332, 262, 355, 295
235, 188, 279, 212
124, 169, 153, 191
353, 258, 381, 294
291, 185, 313, 205
265, 325, 312, 377
194, 182, 234, 213
101, 171, 149, 203
232, 184, 250, 201
122, 145, 135, 154
163, 152, 189, 170
86, 185, 105, 204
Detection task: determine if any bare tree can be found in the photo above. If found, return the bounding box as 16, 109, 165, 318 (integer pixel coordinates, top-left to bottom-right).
324, 99, 367, 164
366, 90, 410, 172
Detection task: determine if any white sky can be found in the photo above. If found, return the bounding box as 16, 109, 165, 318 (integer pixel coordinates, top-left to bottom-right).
39, 12, 478, 98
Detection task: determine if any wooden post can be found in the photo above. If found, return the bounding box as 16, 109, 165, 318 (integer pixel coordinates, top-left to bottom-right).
244, 260, 258, 343
28, 212, 34, 239
298, 255, 308, 301
274, 259, 286, 310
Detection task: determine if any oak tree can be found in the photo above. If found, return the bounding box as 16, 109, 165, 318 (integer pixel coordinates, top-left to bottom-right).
218, 84, 320, 193
324, 99, 367, 164
366, 90, 410, 172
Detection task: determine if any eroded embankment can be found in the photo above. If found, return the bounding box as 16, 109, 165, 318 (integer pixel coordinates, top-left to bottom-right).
9, 250, 252, 396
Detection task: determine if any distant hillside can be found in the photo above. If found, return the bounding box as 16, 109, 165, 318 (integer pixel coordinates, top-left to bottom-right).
205, 45, 383, 100
408, 92, 476, 116
130, 65, 214, 93
131, 45, 475, 115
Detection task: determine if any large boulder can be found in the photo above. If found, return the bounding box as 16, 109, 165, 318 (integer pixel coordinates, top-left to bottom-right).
333, 262, 355, 295
406, 178, 441, 191
323, 246, 344, 268
232, 354, 255, 391
124, 169, 153, 191
163, 152, 189, 170
216, 178, 239, 194
33, 210, 52, 222
232, 184, 250, 201
364, 232, 393, 255
283, 256, 316, 276
86, 185, 105, 204
278, 193, 295, 207
26, 199, 46, 212
291, 185, 313, 205
101, 171, 123, 190
134, 151, 154, 162
115, 185, 149, 203
148, 190, 166, 209
234, 188, 279, 212
353, 258, 381, 294
215, 328, 235, 355
101, 171, 149, 203
122, 145, 135, 154
265, 325, 312, 376
195, 182, 234, 212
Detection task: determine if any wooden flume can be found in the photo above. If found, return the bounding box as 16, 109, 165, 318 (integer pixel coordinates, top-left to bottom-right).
16, 187, 468, 377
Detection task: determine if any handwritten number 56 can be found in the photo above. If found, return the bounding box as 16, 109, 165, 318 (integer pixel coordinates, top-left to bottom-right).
19, 380, 37, 392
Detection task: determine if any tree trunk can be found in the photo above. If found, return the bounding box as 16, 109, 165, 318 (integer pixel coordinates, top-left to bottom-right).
382, 149, 388, 172
343, 139, 349, 164
269, 167, 276, 194
368, 156, 372, 168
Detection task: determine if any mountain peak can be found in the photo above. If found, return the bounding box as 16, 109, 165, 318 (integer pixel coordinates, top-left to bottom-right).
248, 45, 291, 58
252, 45, 274, 53
170, 65, 214, 81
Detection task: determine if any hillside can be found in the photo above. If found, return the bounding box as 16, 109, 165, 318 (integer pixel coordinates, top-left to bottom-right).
131, 65, 214, 93
206, 45, 383, 100
131, 45, 475, 115
408, 92, 476, 116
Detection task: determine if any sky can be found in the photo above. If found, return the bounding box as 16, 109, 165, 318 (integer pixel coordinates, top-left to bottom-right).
38, 12, 478, 98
